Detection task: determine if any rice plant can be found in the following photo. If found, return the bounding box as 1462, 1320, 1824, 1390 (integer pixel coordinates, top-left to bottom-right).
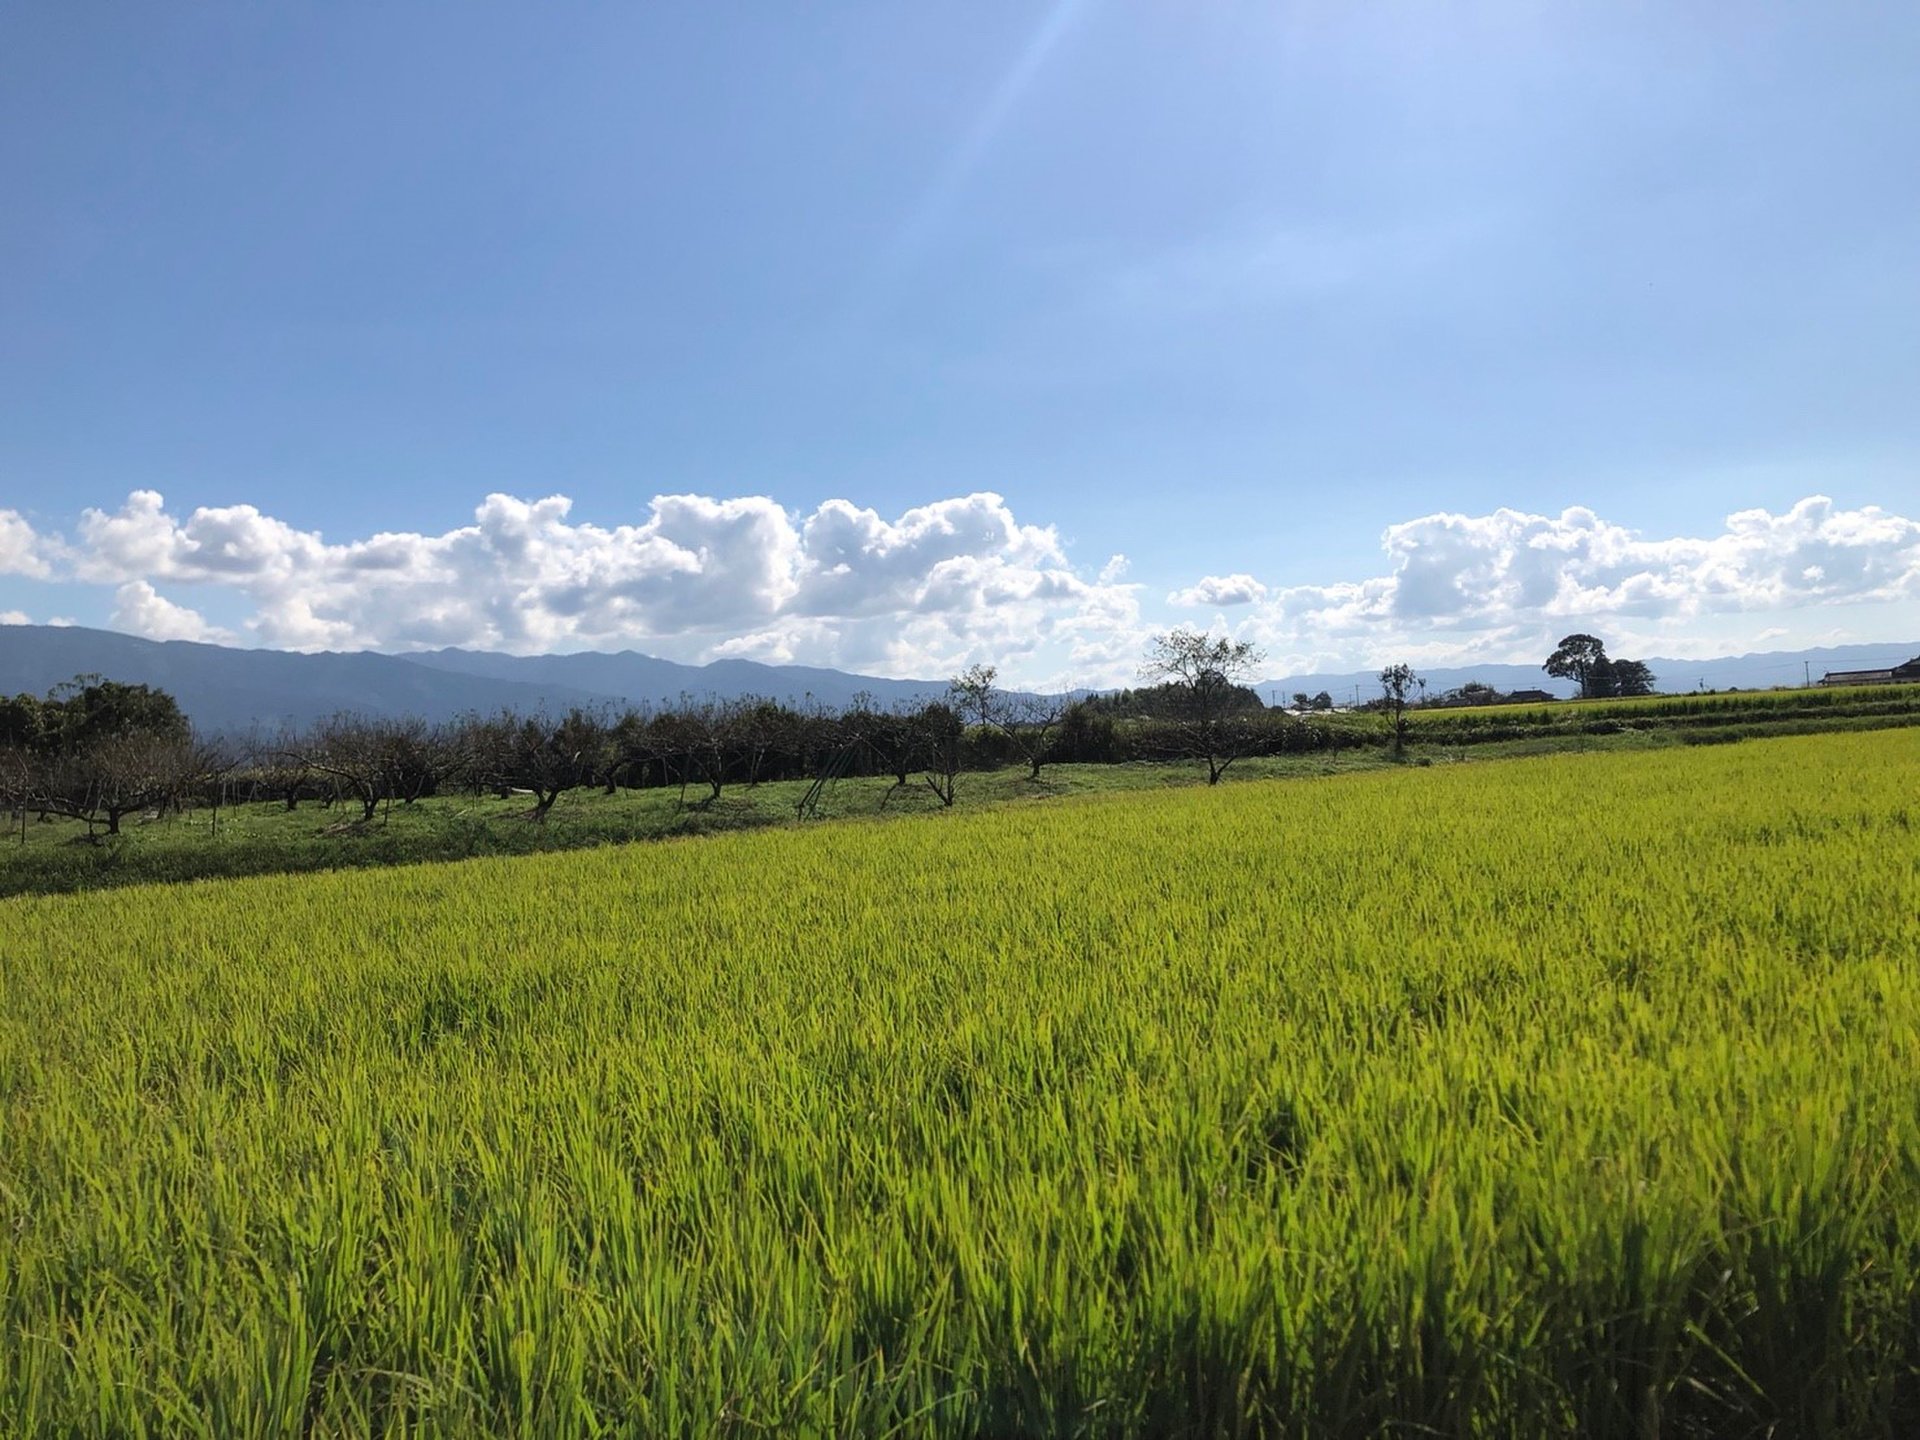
1, 729, 1915, 1436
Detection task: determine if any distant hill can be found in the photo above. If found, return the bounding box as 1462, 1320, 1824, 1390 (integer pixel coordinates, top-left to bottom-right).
405, 647, 945, 712
0, 626, 947, 734
1261, 642, 1920, 705
0, 626, 613, 735
4, 624, 1913, 733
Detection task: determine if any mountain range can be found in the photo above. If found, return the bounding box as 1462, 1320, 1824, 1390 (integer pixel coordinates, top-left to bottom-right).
0, 626, 946, 734
1, 624, 1915, 734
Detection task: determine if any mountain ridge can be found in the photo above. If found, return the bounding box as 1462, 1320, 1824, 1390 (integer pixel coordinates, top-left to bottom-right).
2, 625, 1914, 733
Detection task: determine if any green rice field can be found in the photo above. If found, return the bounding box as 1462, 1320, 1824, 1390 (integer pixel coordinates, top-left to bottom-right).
2, 729, 1916, 1435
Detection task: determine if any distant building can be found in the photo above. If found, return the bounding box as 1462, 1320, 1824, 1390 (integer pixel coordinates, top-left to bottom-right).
1502, 689, 1557, 704
1818, 656, 1920, 686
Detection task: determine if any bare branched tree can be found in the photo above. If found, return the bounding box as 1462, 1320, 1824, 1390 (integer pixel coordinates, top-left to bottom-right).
465, 708, 608, 820
35, 730, 197, 837
1140, 630, 1267, 785
0, 744, 33, 846
950, 664, 1069, 782
914, 701, 963, 808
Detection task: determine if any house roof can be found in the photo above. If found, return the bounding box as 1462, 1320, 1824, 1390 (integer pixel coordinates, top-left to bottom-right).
1818, 659, 1920, 684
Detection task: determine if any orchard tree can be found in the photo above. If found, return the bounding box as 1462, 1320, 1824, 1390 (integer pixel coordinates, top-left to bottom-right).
252, 724, 314, 810
1, 744, 33, 844
913, 700, 964, 807
299, 714, 395, 822
949, 663, 1069, 782
655, 699, 729, 807
38, 730, 195, 837
1140, 630, 1266, 784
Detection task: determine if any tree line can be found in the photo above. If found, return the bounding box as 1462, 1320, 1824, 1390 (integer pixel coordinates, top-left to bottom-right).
0, 630, 1659, 838
0, 647, 1352, 838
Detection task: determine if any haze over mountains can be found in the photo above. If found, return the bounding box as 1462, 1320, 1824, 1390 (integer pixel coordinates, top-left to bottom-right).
0, 625, 1915, 734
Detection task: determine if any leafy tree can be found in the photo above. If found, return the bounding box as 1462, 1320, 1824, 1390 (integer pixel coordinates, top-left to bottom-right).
1544, 635, 1610, 698
1140, 630, 1267, 784
45, 676, 188, 751
1544, 636, 1657, 699
0, 693, 47, 751
1053, 699, 1116, 764
1379, 663, 1419, 756
1611, 659, 1656, 696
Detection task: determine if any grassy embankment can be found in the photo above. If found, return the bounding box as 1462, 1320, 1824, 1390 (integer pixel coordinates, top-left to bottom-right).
1, 728, 1917, 1435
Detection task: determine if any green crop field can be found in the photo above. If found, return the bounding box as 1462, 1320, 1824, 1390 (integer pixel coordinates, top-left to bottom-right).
2, 729, 1917, 1436
1404, 681, 1920, 738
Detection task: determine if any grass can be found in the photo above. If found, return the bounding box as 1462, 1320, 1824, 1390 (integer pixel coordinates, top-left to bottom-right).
2, 728, 1917, 1435
6, 685, 1917, 901
0, 749, 1411, 900
1406, 681, 1920, 733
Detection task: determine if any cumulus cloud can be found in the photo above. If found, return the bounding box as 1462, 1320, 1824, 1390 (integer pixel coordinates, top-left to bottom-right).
33, 488, 1141, 679
1229, 495, 1920, 672
109, 581, 235, 644
1169, 573, 1268, 607
0, 509, 51, 578
4, 487, 1915, 684
0, 610, 29, 625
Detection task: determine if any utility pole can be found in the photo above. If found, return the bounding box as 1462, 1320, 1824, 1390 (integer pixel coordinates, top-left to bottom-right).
1804, 660, 1812, 688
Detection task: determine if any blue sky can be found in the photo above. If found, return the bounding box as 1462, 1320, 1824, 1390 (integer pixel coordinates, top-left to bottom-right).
2, 3, 1916, 683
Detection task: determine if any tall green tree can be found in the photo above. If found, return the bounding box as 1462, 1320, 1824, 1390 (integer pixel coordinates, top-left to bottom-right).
1544, 635, 1610, 698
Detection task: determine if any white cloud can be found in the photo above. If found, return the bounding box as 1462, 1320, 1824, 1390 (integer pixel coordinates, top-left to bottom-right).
4, 487, 1916, 685
40, 489, 1141, 681
0, 610, 29, 625
0, 510, 51, 578
1169, 573, 1268, 607
108, 581, 235, 645
1228, 495, 1920, 673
